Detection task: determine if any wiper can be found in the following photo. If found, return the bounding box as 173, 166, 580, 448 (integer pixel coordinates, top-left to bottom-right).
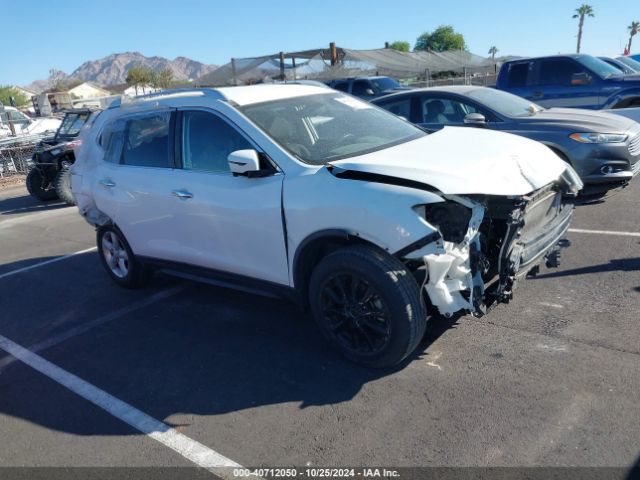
415, 124, 435, 134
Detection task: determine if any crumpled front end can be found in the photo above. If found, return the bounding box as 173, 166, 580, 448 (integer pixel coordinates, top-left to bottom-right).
401, 169, 581, 318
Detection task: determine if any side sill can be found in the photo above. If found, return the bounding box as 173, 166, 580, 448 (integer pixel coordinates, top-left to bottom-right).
139, 257, 302, 305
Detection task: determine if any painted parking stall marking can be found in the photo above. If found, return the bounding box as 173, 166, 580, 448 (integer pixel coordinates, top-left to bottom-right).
568, 228, 640, 238
0, 285, 186, 371
0, 333, 243, 477
0, 247, 97, 281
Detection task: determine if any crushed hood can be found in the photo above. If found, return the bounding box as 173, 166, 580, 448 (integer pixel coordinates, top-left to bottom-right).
329, 127, 571, 196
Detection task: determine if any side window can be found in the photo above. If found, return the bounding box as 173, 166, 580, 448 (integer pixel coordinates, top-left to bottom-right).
121, 112, 172, 168
100, 119, 126, 164
421, 98, 466, 124
507, 63, 530, 87
181, 111, 252, 173
352, 80, 373, 97
378, 98, 411, 119
8, 111, 29, 125
538, 59, 583, 86
332, 81, 349, 93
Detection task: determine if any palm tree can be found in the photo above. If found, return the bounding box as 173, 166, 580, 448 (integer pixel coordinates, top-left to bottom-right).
573, 4, 595, 53
488, 46, 498, 59
628, 21, 640, 54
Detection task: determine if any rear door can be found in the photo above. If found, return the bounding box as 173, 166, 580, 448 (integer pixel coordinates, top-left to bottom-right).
92, 109, 184, 262
501, 61, 534, 101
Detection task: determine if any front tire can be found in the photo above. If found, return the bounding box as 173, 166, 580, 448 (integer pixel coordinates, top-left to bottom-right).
308, 245, 427, 368
54, 165, 76, 206
26, 168, 58, 201
97, 226, 151, 289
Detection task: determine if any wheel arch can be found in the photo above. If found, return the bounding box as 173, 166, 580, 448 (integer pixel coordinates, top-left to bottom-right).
542, 143, 573, 166
604, 90, 640, 109
292, 229, 381, 297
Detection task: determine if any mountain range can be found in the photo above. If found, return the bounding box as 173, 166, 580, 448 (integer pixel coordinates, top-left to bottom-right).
27, 52, 218, 92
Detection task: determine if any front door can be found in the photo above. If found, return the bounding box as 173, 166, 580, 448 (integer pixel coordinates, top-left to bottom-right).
169, 109, 288, 285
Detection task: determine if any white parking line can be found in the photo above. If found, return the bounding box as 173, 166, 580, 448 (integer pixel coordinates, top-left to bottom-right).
0, 285, 185, 371
0, 333, 242, 476
0, 246, 97, 281
568, 228, 640, 238
1, 202, 66, 215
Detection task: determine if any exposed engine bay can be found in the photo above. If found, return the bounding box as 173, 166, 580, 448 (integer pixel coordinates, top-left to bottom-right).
402, 175, 580, 318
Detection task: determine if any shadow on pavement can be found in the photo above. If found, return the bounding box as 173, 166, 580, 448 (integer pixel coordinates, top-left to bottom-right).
0, 193, 66, 216
0, 253, 457, 437
534, 257, 640, 280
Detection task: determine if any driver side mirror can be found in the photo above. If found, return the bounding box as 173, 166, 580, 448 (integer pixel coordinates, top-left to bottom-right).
463, 112, 486, 126
228, 149, 261, 175
570, 72, 592, 86
364, 88, 375, 96
228, 149, 273, 178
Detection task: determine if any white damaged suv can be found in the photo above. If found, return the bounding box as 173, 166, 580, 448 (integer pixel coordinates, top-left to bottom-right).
72, 85, 582, 367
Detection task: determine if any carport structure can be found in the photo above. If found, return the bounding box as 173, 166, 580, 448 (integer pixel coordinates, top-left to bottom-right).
196, 44, 504, 86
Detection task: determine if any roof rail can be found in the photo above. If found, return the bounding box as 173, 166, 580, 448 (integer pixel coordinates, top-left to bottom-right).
111, 88, 226, 109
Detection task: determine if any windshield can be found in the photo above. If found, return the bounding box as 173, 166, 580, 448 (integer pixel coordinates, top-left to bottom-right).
370, 77, 401, 91
466, 88, 543, 117
241, 92, 425, 165
576, 55, 624, 79
57, 112, 90, 137
616, 56, 640, 72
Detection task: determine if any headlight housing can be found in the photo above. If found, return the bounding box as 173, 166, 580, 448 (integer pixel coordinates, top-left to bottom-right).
415, 202, 472, 244
569, 132, 627, 144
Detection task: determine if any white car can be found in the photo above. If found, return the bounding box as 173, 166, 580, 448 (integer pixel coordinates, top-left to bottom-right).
0, 106, 61, 138
71, 85, 582, 367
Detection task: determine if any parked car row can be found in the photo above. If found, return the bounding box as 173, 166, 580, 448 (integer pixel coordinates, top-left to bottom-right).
373, 86, 640, 199
70, 85, 583, 368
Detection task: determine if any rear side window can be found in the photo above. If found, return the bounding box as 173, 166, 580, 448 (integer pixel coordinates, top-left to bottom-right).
507, 63, 530, 87
181, 111, 252, 173
121, 112, 172, 167
332, 81, 349, 92
537, 59, 583, 85
378, 97, 411, 119
352, 80, 373, 96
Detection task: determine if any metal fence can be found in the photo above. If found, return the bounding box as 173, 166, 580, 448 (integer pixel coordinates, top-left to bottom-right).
408, 73, 498, 88
0, 134, 46, 177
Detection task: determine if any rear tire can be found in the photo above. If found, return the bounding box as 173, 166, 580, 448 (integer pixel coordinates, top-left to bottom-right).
26, 168, 58, 201
97, 226, 151, 289
54, 165, 76, 206
308, 245, 427, 368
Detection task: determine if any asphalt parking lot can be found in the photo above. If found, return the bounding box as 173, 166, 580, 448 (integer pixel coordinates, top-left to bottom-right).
0, 180, 639, 476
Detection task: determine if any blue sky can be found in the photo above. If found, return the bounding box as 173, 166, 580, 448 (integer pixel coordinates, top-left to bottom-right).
2, 0, 638, 86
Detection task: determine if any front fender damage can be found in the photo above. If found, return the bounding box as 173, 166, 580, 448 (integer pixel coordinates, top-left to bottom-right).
401, 186, 573, 318
404, 196, 485, 318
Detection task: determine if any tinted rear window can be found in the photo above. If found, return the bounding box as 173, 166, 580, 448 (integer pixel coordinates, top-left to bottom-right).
120, 112, 172, 168
507, 63, 529, 87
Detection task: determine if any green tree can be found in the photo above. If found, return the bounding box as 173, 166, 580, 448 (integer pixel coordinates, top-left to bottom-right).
488, 46, 499, 59
627, 21, 640, 53
0, 86, 28, 107
414, 25, 466, 52
125, 65, 142, 95
126, 65, 154, 95
156, 67, 174, 89
573, 4, 594, 53
389, 41, 410, 52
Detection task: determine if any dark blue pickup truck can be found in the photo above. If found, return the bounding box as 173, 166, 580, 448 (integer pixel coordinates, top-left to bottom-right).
496, 54, 640, 109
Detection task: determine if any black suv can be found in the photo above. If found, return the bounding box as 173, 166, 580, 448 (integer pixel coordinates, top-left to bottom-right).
26, 108, 97, 205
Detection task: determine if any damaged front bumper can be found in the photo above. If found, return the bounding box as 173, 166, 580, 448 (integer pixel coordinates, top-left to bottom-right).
402, 179, 579, 318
